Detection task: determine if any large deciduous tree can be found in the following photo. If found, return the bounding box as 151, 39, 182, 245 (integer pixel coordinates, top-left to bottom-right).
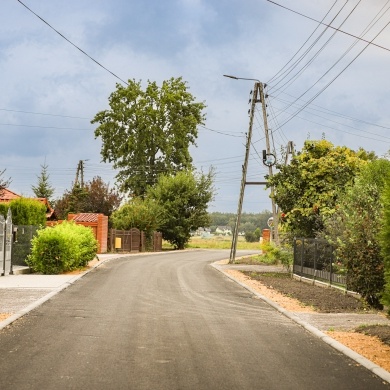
267, 139, 373, 238
147, 169, 215, 249
91, 77, 206, 197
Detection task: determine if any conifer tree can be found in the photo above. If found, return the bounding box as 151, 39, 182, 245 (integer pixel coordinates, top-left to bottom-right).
31, 162, 54, 203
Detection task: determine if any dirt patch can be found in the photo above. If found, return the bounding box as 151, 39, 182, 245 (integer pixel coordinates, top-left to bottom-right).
328, 331, 390, 373
225, 268, 390, 374
0, 313, 12, 321
241, 271, 368, 313
225, 269, 315, 312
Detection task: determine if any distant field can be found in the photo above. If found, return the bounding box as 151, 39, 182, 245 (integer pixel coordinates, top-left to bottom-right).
163, 235, 260, 250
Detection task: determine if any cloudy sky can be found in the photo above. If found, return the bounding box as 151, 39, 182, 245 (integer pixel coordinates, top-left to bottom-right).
1, 0, 390, 213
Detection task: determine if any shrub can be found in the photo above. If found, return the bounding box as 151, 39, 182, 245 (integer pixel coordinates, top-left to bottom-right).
245, 231, 258, 243
27, 221, 98, 274
259, 241, 293, 270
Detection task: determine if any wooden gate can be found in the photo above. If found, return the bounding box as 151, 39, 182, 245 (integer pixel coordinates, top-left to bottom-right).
109, 228, 143, 253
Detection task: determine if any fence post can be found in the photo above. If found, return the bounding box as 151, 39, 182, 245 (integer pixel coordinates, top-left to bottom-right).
293, 238, 296, 273
300, 238, 304, 275
329, 244, 333, 286
313, 239, 317, 284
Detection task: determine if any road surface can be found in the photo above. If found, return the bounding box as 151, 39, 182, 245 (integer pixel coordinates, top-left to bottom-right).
0, 250, 388, 389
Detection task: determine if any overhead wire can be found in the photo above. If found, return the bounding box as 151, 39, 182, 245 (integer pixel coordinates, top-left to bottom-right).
275, 17, 390, 131
273, 0, 390, 115
16, 0, 128, 85
271, 0, 363, 99
266, 0, 390, 53
269, 0, 351, 93
267, 0, 339, 85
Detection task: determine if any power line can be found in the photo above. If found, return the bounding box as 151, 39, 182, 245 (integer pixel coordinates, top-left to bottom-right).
16, 0, 128, 85
199, 125, 245, 138
272, 1, 390, 103
0, 108, 89, 119
268, 0, 339, 85
0, 123, 92, 131
266, 0, 390, 53
274, 18, 390, 130
269, 0, 351, 92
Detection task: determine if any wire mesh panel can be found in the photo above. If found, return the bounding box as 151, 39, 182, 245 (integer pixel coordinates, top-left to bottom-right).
293, 238, 346, 287
12, 225, 40, 266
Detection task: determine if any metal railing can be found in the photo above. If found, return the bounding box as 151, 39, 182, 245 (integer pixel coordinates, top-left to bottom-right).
293, 238, 347, 287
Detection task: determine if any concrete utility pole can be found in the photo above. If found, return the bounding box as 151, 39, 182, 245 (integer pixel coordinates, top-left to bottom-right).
74, 159, 88, 189
228, 81, 260, 264
259, 83, 279, 245
224, 75, 279, 263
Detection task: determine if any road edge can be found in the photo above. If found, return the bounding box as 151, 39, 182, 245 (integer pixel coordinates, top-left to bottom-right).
211, 261, 390, 385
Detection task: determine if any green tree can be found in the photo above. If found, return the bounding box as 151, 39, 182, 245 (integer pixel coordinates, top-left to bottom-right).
83, 176, 122, 216
267, 139, 372, 238
54, 177, 121, 220
379, 169, 390, 311
323, 159, 390, 309
31, 162, 54, 203
92, 77, 206, 197
54, 184, 89, 220
111, 197, 163, 238
147, 169, 215, 249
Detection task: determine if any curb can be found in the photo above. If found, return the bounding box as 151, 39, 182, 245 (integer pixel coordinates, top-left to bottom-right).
211, 261, 390, 385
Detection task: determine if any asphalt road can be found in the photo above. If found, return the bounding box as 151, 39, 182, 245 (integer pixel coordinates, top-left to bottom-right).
0, 250, 388, 390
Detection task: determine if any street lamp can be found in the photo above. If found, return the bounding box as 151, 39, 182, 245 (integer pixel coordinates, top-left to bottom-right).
223, 74, 279, 263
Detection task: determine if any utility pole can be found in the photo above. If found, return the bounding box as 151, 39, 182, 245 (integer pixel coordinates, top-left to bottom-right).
229, 82, 261, 263
74, 160, 86, 189
259, 83, 279, 245
224, 74, 279, 262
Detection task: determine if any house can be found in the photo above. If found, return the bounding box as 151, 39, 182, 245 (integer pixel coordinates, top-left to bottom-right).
215, 226, 232, 236
0, 188, 57, 220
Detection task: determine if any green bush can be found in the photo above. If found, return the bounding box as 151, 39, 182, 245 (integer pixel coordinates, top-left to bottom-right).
259, 241, 293, 270
27, 221, 98, 274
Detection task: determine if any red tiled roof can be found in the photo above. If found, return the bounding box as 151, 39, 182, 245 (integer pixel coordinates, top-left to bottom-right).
0, 189, 56, 220
70, 213, 99, 223
0, 188, 20, 202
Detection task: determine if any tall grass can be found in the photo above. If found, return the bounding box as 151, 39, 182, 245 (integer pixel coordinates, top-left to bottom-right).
163, 236, 260, 250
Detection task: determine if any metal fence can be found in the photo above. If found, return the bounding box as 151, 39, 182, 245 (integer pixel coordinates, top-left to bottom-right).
12, 225, 40, 267
293, 238, 347, 287
1, 209, 14, 275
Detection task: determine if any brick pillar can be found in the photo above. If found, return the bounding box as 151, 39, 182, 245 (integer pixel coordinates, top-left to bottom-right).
262, 229, 271, 243
97, 214, 108, 253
